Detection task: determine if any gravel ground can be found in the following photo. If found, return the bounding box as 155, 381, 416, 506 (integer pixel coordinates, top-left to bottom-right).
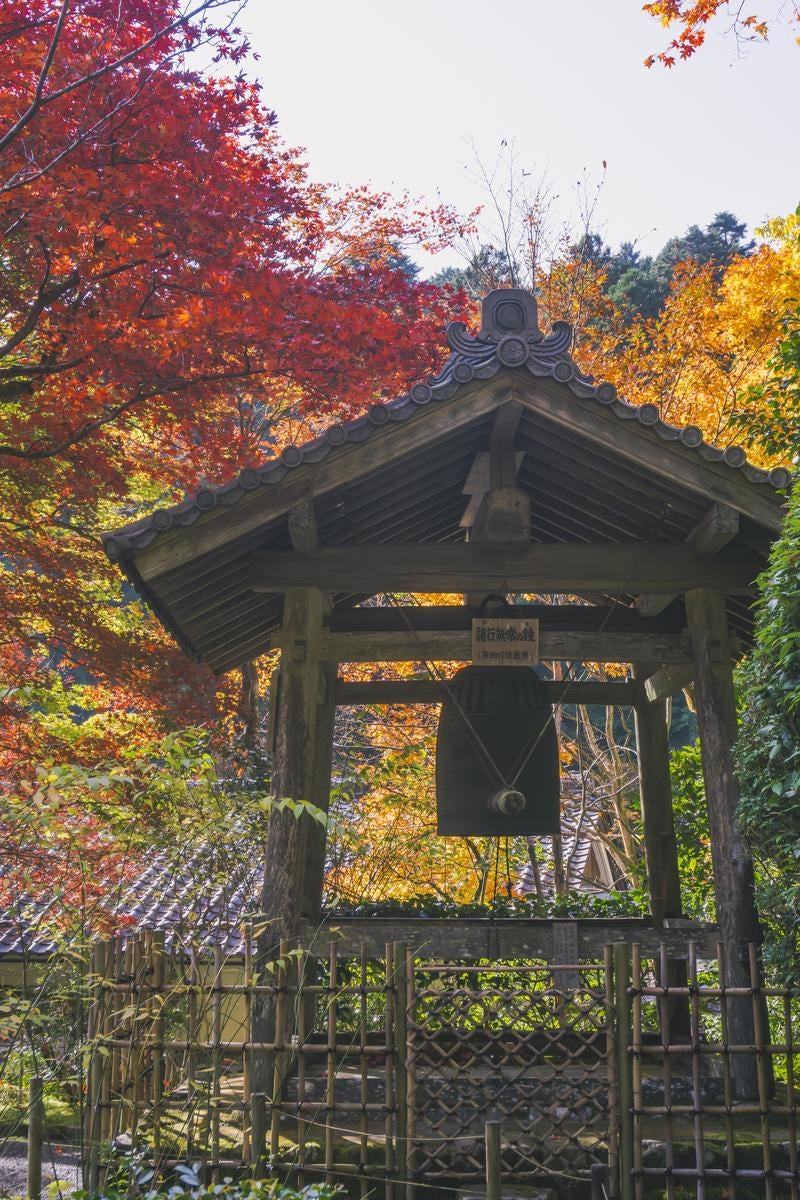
0, 1140, 81, 1199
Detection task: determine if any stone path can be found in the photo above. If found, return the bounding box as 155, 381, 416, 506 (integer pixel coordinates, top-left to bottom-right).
0, 1140, 81, 1199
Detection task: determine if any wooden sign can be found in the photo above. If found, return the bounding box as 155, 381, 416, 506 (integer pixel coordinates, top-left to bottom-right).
471, 617, 540, 666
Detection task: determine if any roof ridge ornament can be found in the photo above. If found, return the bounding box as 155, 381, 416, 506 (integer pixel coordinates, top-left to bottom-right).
480, 288, 542, 340
437, 287, 587, 384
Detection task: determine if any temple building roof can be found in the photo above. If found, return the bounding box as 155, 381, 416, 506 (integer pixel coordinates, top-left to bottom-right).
103, 289, 789, 673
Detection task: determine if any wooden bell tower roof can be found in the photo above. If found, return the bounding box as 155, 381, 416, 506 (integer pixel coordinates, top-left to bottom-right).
103, 288, 789, 673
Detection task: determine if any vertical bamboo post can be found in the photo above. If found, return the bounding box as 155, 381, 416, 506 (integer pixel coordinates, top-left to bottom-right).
26, 1076, 43, 1200
715, 942, 737, 1191
98, 939, 114, 1153
405, 946, 416, 1200
131, 935, 146, 1148
783, 975, 798, 1200
658, 944, 676, 1200
109, 936, 123, 1142
121, 936, 135, 1141
147, 931, 157, 1153
187, 946, 199, 1156
296, 942, 307, 1185
393, 943, 408, 1199
251, 1094, 267, 1176
270, 938, 289, 1162
242, 925, 253, 1165
324, 940, 337, 1185
613, 942, 634, 1200
604, 945, 619, 1199
748, 942, 774, 1200
485, 1120, 501, 1200
250, 1093, 267, 1179
631, 944, 643, 1200
211, 946, 223, 1181
151, 930, 165, 1161
384, 943, 396, 1200
86, 940, 105, 1193
359, 943, 369, 1197
687, 943, 706, 1200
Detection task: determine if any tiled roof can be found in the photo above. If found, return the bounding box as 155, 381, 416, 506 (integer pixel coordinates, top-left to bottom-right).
0, 848, 263, 959
102, 288, 791, 564
518, 774, 615, 897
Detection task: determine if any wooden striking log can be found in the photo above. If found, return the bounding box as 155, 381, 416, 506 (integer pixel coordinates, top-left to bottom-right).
294, 628, 693, 664
335, 678, 640, 706
685, 586, 761, 1098
251, 541, 760, 596
633, 657, 690, 1039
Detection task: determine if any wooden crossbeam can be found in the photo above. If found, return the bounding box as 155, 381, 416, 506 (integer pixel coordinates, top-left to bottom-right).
274, 628, 693, 663
296, 915, 720, 959
335, 678, 640, 706
327, 604, 683, 635
252, 541, 760, 596
637, 503, 741, 617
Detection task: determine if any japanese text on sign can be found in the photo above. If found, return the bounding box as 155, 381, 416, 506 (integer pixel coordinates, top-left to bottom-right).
471, 618, 540, 666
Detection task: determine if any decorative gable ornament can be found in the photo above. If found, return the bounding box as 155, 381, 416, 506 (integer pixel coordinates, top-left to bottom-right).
434, 288, 592, 389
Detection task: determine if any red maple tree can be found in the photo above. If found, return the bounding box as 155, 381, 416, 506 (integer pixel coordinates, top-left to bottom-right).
0, 0, 468, 925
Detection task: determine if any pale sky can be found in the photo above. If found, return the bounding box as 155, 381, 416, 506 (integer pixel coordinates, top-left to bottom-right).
241, 0, 800, 272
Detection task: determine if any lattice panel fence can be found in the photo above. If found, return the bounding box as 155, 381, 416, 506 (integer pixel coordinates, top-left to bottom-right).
405, 952, 615, 1183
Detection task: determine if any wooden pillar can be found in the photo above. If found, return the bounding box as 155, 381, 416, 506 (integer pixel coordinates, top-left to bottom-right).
254, 588, 336, 1091
632, 664, 682, 926
260, 587, 336, 943
685, 587, 761, 1097
299, 657, 338, 918
632, 663, 689, 1039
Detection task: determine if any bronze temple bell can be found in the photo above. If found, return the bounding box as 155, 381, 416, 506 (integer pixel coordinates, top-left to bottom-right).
435, 663, 561, 837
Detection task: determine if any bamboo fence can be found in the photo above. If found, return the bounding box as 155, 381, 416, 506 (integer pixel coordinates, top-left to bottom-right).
20, 932, 796, 1198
